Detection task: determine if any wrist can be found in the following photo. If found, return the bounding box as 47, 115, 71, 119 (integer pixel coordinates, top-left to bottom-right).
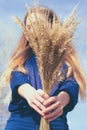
57, 91, 70, 108
18, 83, 36, 100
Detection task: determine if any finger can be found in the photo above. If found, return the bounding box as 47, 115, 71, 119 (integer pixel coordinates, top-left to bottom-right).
43, 96, 57, 107
32, 98, 46, 111
47, 110, 63, 122
37, 89, 49, 100
31, 103, 45, 116
42, 92, 49, 100
44, 107, 63, 121
43, 101, 61, 114
35, 94, 45, 104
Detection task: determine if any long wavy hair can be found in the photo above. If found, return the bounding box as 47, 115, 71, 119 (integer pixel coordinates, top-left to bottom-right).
1, 6, 86, 99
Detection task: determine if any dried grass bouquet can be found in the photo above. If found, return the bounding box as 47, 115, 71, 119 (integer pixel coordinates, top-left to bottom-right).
13, 5, 79, 130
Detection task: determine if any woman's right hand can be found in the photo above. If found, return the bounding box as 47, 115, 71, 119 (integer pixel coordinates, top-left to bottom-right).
18, 84, 49, 116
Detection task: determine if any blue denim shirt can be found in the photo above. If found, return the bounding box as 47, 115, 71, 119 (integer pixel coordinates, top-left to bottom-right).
8, 53, 79, 130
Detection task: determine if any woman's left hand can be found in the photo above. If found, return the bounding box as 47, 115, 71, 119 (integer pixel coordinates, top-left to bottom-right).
42, 91, 70, 122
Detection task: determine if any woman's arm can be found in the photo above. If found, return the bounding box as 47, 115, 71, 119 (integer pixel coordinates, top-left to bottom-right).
42, 76, 79, 122
10, 70, 49, 116
42, 91, 70, 122
18, 83, 49, 116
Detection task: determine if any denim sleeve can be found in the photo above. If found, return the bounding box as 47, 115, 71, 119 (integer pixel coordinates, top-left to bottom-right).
10, 70, 30, 98
58, 76, 79, 112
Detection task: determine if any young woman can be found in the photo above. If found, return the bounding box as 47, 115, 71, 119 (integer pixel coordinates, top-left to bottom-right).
1, 5, 86, 130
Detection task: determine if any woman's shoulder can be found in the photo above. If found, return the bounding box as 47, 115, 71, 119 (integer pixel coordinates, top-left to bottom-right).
61, 62, 68, 70
60, 62, 68, 74
24, 53, 37, 72
25, 53, 36, 66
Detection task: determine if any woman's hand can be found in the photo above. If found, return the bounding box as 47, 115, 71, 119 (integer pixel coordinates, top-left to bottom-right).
27, 89, 49, 116
42, 91, 70, 122
18, 83, 49, 116
18, 83, 70, 120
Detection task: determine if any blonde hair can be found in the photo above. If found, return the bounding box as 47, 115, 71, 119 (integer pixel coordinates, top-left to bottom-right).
0, 6, 86, 99
65, 44, 86, 99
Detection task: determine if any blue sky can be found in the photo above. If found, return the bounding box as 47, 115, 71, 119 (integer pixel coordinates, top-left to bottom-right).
0, 0, 87, 130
